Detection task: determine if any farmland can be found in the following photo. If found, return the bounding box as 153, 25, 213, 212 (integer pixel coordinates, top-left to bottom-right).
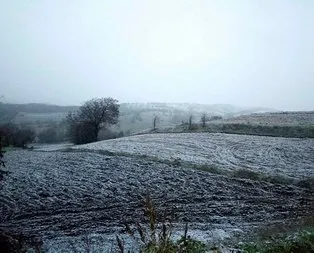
0, 133, 313, 251
75, 133, 314, 178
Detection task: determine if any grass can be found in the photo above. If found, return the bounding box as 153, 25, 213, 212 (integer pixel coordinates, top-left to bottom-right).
116, 193, 208, 253
204, 123, 314, 138
192, 164, 223, 175
64, 148, 313, 191
169, 122, 314, 138
238, 216, 314, 253
116, 193, 314, 253
239, 228, 314, 253
231, 168, 296, 186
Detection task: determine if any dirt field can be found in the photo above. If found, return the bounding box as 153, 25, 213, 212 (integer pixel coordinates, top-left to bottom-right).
75, 133, 314, 178
0, 133, 313, 251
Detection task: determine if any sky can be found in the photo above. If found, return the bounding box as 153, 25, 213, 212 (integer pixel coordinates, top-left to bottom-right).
0, 0, 313, 110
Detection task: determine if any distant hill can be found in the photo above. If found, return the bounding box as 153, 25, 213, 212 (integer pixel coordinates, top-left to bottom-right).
0, 102, 275, 133
219, 111, 314, 126
117, 103, 274, 132
0, 103, 79, 114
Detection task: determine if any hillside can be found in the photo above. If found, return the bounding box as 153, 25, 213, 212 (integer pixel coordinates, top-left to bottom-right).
0, 102, 274, 134
219, 111, 314, 126
73, 132, 314, 179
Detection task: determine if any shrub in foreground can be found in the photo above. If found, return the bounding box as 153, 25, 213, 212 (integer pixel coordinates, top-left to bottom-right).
117, 193, 207, 253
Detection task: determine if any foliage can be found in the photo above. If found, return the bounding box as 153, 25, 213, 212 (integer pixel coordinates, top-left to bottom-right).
67, 98, 119, 144
239, 228, 314, 253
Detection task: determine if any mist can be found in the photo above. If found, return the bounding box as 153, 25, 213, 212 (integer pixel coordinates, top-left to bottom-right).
1, 0, 313, 110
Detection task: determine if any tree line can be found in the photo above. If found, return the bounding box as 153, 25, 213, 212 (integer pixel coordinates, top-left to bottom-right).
0, 97, 226, 148
0, 97, 120, 147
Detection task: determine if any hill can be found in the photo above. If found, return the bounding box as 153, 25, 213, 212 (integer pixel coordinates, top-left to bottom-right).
0, 102, 274, 134
220, 111, 314, 126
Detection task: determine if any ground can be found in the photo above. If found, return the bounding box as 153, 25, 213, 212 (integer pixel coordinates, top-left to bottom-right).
75, 133, 314, 178
0, 133, 313, 252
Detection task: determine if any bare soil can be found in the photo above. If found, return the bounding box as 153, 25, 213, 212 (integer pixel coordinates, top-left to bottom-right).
0, 133, 313, 251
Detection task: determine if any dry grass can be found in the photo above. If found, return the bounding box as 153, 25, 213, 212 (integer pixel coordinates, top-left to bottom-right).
116, 193, 207, 253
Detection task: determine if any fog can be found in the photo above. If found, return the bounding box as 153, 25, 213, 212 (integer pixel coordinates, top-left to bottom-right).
0, 0, 313, 110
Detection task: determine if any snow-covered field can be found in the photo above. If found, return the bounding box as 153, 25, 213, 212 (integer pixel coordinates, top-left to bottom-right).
223, 111, 314, 126
0, 133, 313, 251
75, 133, 314, 178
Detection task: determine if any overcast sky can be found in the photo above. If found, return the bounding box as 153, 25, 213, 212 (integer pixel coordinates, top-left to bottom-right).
0, 0, 313, 110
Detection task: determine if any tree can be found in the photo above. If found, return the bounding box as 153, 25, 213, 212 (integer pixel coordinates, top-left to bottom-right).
153, 115, 159, 130
200, 113, 207, 128
67, 97, 119, 144
188, 115, 193, 130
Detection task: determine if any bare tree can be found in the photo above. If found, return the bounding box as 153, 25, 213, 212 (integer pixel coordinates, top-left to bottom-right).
188, 115, 193, 130
153, 115, 159, 130
201, 113, 207, 128
67, 97, 119, 144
